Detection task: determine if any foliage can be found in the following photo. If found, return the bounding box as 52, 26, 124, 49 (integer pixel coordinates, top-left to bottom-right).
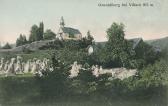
39, 22, 44, 40
79, 31, 94, 49
0, 76, 39, 104
43, 29, 56, 40
29, 22, 44, 42
29, 25, 39, 42
16, 34, 28, 47
70, 63, 97, 95
139, 60, 168, 86
2, 43, 12, 49
105, 23, 135, 68
0, 22, 167, 105
35, 53, 70, 97
89, 23, 160, 69
86, 30, 94, 45
133, 41, 160, 69
54, 49, 89, 66
90, 23, 135, 68
0, 53, 167, 105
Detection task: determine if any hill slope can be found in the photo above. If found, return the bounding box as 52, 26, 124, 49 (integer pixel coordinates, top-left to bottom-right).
146, 37, 168, 51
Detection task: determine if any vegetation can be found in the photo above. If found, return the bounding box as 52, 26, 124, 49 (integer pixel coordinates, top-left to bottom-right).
43, 29, 56, 40
88, 23, 160, 69
0, 22, 167, 106
1, 43, 12, 49
29, 22, 44, 42
146, 37, 168, 61
16, 34, 28, 47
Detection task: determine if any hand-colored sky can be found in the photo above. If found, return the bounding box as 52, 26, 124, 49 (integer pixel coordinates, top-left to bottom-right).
0, 0, 168, 44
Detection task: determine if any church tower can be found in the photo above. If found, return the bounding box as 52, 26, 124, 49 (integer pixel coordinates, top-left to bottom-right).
57, 16, 82, 40
60, 16, 65, 28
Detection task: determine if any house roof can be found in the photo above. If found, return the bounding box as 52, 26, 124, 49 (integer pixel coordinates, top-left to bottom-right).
129, 38, 143, 49
61, 27, 81, 35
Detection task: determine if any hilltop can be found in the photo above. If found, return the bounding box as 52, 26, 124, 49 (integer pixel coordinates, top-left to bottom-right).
146, 36, 168, 54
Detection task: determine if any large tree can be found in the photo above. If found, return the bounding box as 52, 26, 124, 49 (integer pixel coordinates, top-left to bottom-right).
104, 22, 133, 68
29, 25, 39, 42
29, 22, 44, 42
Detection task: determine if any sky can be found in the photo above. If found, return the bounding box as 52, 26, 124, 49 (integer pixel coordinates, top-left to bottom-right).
0, 0, 168, 44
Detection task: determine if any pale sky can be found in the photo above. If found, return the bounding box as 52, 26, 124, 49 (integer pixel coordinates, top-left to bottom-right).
0, 0, 168, 44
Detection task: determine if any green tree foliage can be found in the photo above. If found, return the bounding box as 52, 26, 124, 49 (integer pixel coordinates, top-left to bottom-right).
105, 23, 133, 67
39, 22, 44, 40
2, 43, 12, 49
134, 41, 160, 68
79, 31, 94, 48
43, 29, 56, 40
36, 53, 70, 97
86, 30, 94, 44
29, 25, 39, 42
16, 34, 27, 47
54, 49, 88, 66
92, 23, 134, 68
29, 22, 44, 42
70, 63, 97, 95
90, 23, 159, 69
139, 60, 168, 87
106, 23, 125, 42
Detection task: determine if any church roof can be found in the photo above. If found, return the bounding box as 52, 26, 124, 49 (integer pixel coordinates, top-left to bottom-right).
61, 27, 81, 35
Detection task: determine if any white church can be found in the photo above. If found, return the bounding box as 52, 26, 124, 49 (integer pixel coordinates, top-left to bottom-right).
56, 17, 82, 40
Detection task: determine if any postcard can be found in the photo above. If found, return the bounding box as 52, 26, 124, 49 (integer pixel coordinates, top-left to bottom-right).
0, 0, 168, 106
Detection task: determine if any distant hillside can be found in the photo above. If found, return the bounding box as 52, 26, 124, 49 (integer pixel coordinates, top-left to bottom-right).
0, 40, 54, 53
146, 36, 168, 54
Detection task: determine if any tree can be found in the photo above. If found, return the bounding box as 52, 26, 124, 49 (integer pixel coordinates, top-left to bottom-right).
29, 22, 44, 42
29, 25, 39, 42
60, 16, 65, 27
73, 64, 97, 94
86, 30, 94, 45
104, 22, 133, 68
79, 31, 94, 48
16, 34, 27, 47
38, 22, 44, 40
36, 53, 70, 97
134, 41, 160, 68
43, 29, 56, 40
106, 23, 125, 42
2, 43, 12, 49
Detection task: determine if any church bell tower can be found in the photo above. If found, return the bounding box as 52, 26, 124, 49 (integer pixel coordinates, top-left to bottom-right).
60, 16, 65, 28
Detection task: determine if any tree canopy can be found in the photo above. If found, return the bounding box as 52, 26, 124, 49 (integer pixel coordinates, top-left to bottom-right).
29, 22, 44, 42
16, 34, 27, 47
43, 29, 56, 40
104, 23, 133, 68
2, 43, 12, 49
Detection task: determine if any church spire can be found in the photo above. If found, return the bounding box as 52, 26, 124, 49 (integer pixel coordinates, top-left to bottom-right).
60, 16, 65, 28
